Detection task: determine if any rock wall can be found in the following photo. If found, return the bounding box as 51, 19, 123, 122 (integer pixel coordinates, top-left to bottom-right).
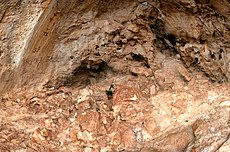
0, 0, 59, 92
0, 0, 230, 151
0, 0, 230, 93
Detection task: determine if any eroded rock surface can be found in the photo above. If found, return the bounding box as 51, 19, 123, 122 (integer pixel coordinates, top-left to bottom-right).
0, 75, 230, 151
0, 0, 230, 92
0, 0, 230, 151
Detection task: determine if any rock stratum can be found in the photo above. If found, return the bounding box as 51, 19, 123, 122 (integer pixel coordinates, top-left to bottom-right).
0, 0, 230, 151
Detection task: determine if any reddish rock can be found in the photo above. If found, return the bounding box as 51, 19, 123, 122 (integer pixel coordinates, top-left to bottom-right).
32, 128, 52, 143
97, 135, 110, 148
76, 110, 100, 132
75, 99, 92, 114
46, 93, 65, 105
0, 0, 230, 151
69, 129, 78, 142
119, 104, 138, 121
121, 129, 137, 148
112, 132, 122, 146
109, 121, 130, 134
144, 117, 160, 136
113, 85, 141, 105
32, 129, 46, 143
98, 124, 107, 135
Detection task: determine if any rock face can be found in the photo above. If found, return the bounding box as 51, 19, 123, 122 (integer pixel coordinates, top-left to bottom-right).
1, 0, 230, 92
0, 0, 230, 151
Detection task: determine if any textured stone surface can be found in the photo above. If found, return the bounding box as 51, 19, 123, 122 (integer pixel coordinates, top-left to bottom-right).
0, 0, 230, 151
0, 0, 230, 93
0, 80, 230, 151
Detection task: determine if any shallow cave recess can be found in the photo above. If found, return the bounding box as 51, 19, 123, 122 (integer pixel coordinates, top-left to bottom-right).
131, 53, 151, 68
62, 59, 114, 88
150, 19, 179, 56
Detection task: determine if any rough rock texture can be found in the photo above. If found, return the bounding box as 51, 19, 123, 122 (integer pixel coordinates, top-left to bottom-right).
1, 0, 230, 92
0, 74, 230, 151
0, 0, 230, 151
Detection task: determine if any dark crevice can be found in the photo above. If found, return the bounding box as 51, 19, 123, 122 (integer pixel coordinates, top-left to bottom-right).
150, 19, 179, 56
63, 61, 112, 88
131, 53, 150, 68
150, 19, 165, 37
210, 51, 215, 59
131, 72, 138, 76
219, 54, 222, 60
193, 57, 199, 65
219, 49, 223, 60
164, 34, 177, 46
199, 37, 206, 44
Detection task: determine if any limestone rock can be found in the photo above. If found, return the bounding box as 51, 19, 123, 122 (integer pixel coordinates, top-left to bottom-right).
0, 0, 230, 151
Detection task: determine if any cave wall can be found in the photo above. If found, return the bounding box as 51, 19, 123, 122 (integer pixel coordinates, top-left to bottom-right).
0, 0, 59, 92
0, 0, 230, 93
